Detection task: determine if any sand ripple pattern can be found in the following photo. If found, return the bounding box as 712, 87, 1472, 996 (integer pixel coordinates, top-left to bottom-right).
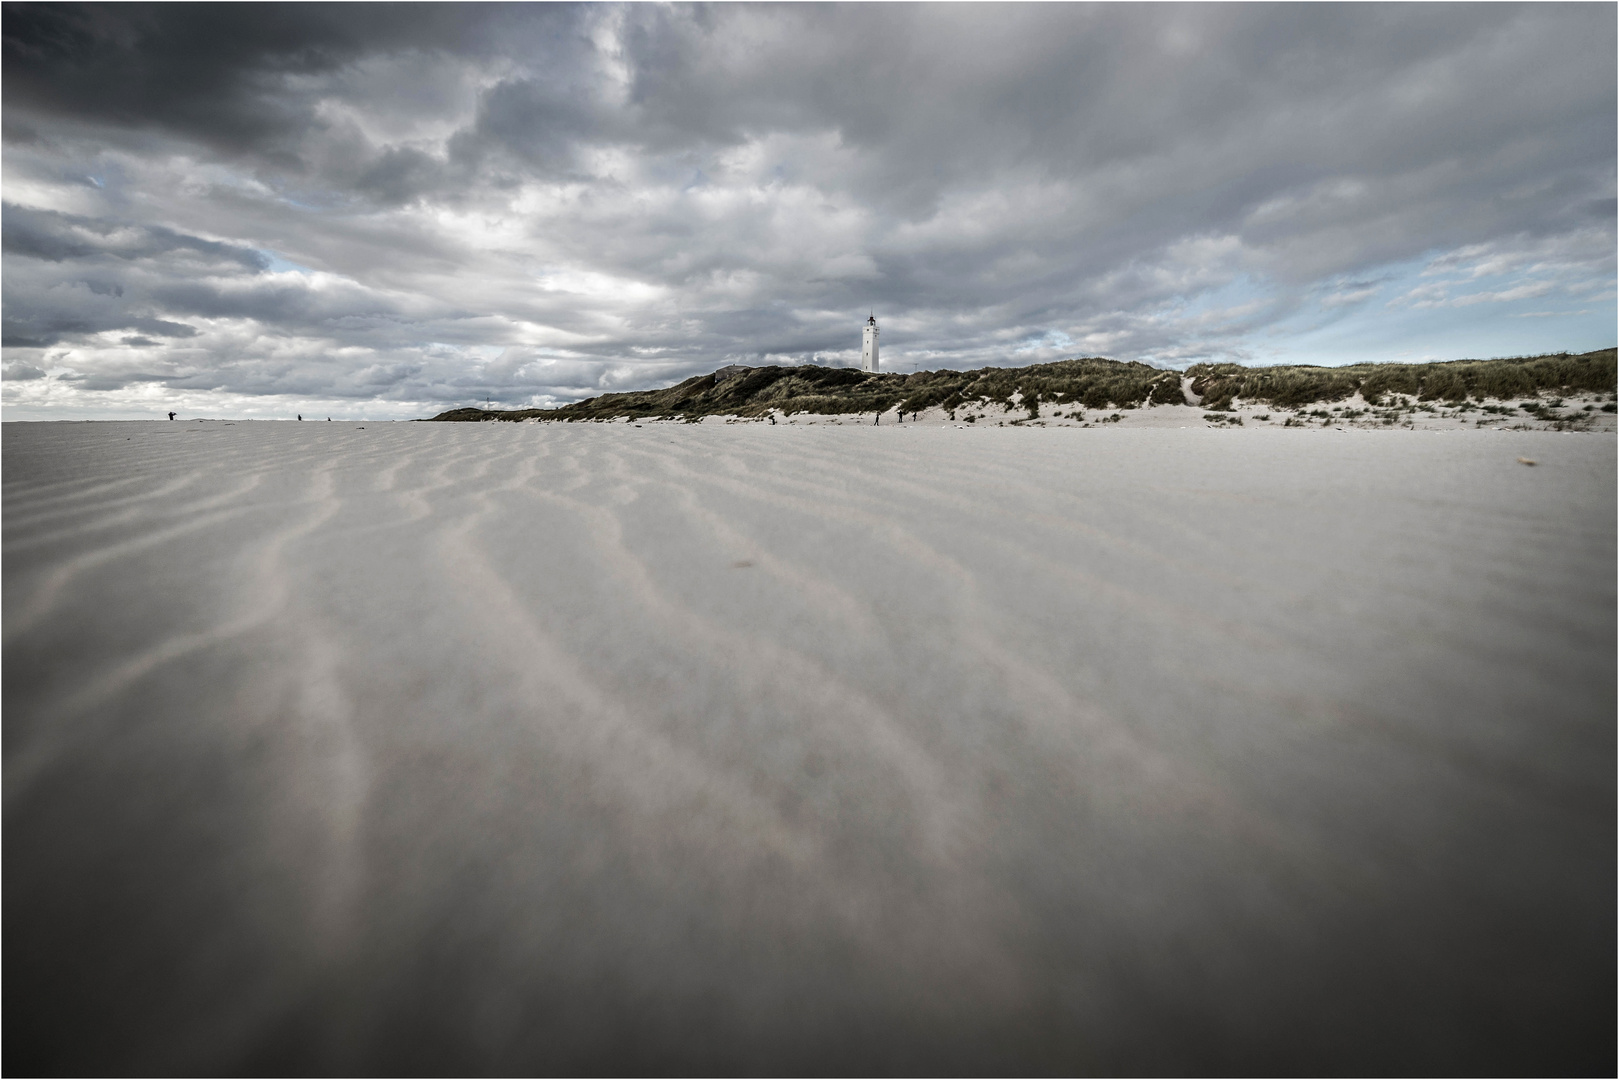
4, 419, 1614, 1074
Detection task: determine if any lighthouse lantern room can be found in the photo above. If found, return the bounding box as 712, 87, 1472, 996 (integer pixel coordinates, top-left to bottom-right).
861, 314, 879, 372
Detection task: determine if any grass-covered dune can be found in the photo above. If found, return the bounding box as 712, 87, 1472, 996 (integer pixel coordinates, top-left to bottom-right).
429, 349, 1615, 422
1189, 348, 1616, 411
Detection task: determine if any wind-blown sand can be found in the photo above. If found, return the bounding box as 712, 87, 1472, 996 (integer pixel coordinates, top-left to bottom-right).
5, 420, 1614, 1073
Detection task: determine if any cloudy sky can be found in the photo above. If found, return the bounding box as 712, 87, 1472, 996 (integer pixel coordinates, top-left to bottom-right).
3, 3, 1614, 420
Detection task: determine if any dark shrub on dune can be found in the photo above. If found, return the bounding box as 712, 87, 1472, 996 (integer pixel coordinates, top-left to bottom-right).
1148, 374, 1186, 406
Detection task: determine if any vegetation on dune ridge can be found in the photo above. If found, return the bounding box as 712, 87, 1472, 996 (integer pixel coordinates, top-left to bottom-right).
1188, 349, 1616, 410
428, 349, 1616, 422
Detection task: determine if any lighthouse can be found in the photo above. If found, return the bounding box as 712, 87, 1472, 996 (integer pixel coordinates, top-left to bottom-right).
861, 314, 879, 372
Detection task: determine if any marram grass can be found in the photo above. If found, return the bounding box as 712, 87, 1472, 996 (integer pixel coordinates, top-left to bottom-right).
429, 348, 1615, 421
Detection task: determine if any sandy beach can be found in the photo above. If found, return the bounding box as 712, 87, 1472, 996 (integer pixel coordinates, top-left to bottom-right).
4, 420, 1614, 1073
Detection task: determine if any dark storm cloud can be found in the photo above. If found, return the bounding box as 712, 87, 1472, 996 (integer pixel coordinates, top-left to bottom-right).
2, 3, 1613, 416
2, 4, 474, 151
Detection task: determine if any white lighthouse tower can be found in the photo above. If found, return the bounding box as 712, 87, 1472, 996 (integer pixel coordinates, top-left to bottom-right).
861, 314, 879, 372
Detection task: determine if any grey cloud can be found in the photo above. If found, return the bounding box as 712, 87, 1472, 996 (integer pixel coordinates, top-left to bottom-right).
2, 203, 268, 270
2, 360, 46, 380
132, 318, 198, 337
352, 146, 449, 206
2, 3, 1613, 415
0, 201, 468, 351
0, 294, 198, 348
58, 367, 180, 392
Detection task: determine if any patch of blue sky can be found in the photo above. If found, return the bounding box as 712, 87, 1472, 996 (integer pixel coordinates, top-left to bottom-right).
1170, 273, 1282, 326
1249, 254, 1615, 367
275, 191, 325, 211
1015, 329, 1073, 354
80, 156, 135, 199
1125, 274, 1280, 366
258, 250, 316, 275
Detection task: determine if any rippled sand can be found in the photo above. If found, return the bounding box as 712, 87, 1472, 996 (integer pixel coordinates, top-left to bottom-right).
5, 420, 1613, 1073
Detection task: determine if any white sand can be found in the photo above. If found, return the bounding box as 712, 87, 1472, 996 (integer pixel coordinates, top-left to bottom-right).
5, 420, 1614, 1073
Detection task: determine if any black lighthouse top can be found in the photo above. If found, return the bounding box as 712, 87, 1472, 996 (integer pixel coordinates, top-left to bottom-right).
866, 314, 877, 327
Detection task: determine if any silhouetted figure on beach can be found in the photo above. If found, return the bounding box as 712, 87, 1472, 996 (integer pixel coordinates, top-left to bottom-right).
298, 414, 303, 421
168, 412, 176, 421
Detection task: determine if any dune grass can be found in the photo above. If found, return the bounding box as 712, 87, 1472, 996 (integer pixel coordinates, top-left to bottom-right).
429, 349, 1615, 422
1187, 349, 1615, 411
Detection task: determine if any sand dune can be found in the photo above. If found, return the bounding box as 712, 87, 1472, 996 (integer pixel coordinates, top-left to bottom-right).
5, 420, 1614, 1073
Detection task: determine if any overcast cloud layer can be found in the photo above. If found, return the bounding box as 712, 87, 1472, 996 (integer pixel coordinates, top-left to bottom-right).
3, 3, 1614, 419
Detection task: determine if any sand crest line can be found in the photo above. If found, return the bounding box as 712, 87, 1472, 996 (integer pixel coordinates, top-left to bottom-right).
5, 463, 344, 798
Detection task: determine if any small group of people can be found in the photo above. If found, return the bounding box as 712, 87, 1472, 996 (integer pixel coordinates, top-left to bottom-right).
170, 409, 335, 420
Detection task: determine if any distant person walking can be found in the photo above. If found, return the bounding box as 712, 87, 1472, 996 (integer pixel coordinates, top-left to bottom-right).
168, 411, 176, 421
298, 414, 303, 421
